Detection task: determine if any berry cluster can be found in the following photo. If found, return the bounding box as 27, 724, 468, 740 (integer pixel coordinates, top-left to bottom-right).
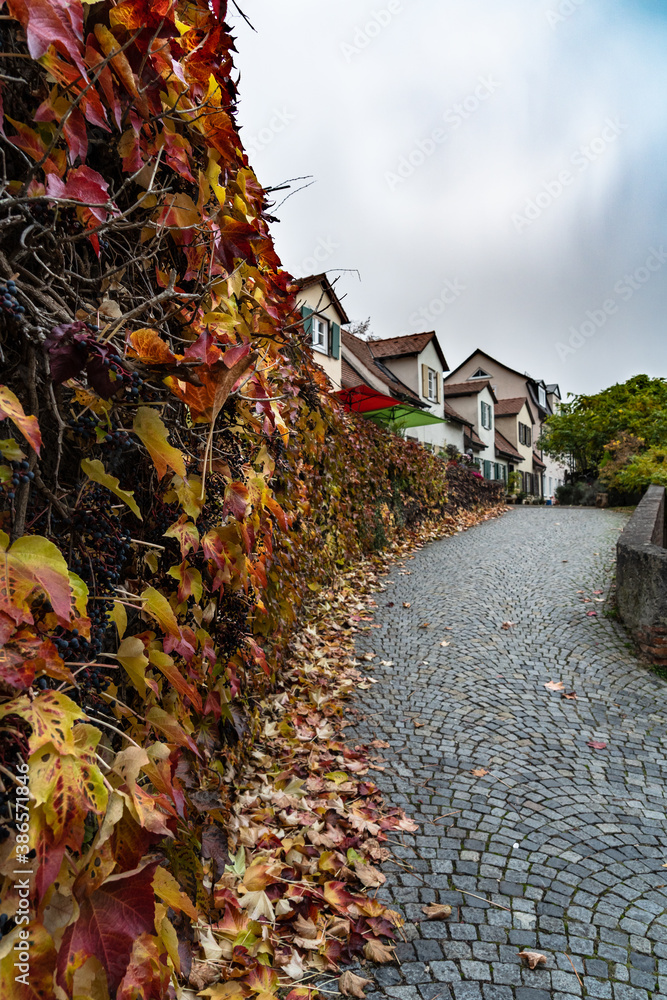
0, 279, 25, 319
5, 460, 34, 501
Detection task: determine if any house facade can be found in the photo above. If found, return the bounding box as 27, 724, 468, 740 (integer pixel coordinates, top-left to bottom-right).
443, 381, 505, 480
295, 274, 348, 389
494, 397, 536, 493
444, 349, 567, 497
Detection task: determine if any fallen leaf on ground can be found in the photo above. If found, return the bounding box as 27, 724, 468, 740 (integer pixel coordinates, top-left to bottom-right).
440, 640, 450, 647
501, 621, 516, 630
363, 653, 376, 661
544, 681, 565, 691
422, 903, 452, 920
471, 767, 489, 777
403, 602, 411, 608
354, 861, 386, 888
587, 611, 598, 617
419, 622, 430, 628
339, 972, 374, 998
371, 739, 390, 748
593, 590, 603, 594
380, 660, 394, 666
363, 938, 395, 963
414, 720, 426, 728
561, 691, 577, 700
519, 951, 547, 969
587, 740, 607, 749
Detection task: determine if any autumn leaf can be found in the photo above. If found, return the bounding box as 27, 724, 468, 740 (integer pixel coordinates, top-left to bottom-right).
501, 620, 516, 630
402, 602, 411, 608
128, 328, 177, 364
339, 971, 374, 998
363, 938, 395, 963
0, 531, 76, 625
141, 585, 180, 637
133, 406, 186, 479
422, 903, 452, 920
587, 740, 607, 749
0, 384, 42, 453
518, 951, 547, 969
116, 635, 149, 696
561, 691, 577, 700
153, 865, 198, 921
81, 458, 141, 518
471, 767, 489, 777
544, 680, 565, 691
0, 690, 84, 754
56, 861, 160, 994
354, 860, 386, 888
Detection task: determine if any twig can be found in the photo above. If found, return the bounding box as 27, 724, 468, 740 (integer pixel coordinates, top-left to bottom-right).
564, 953, 583, 987
454, 887, 511, 911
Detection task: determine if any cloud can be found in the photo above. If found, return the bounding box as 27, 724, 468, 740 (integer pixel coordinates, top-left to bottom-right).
232, 0, 667, 394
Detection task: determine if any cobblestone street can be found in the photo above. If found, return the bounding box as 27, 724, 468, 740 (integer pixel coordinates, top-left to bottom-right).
352, 507, 667, 1000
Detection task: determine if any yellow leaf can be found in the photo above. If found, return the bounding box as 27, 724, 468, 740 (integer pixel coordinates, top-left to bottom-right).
110, 600, 127, 639
116, 635, 148, 696
0, 383, 42, 453
133, 407, 186, 479
323, 771, 349, 785
141, 586, 180, 637
153, 865, 198, 921
81, 458, 141, 518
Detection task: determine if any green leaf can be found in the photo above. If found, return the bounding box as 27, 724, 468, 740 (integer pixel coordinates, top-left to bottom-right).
81, 458, 142, 518
0, 437, 25, 462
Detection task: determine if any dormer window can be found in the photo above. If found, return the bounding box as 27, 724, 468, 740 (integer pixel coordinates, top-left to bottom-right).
470, 367, 491, 379
312, 316, 328, 353
538, 385, 546, 408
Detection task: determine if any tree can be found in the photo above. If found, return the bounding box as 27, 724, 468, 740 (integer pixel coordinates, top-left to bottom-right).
540, 375, 667, 479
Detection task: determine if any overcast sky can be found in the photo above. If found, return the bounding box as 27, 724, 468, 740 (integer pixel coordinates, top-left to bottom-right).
230, 1, 667, 396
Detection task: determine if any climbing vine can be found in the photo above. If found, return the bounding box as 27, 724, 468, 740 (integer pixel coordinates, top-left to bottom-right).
0, 1, 503, 996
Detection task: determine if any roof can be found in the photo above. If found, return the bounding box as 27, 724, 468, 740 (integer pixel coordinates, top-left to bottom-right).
443, 400, 472, 427
443, 380, 497, 402
532, 451, 546, 470
495, 430, 522, 462
465, 428, 485, 450
445, 348, 555, 414
494, 396, 535, 423
341, 358, 362, 390
367, 331, 449, 371
341, 330, 422, 404
295, 273, 350, 325
546, 383, 561, 397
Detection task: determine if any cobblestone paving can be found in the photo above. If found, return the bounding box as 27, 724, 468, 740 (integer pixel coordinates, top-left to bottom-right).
351, 508, 667, 1000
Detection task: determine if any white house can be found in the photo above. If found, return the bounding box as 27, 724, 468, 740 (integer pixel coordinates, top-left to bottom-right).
295, 274, 348, 389
443, 380, 501, 479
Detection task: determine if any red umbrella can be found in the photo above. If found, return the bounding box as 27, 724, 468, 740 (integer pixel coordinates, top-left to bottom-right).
335, 384, 405, 413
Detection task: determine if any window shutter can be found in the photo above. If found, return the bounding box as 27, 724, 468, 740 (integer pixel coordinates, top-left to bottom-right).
331, 322, 340, 359
421, 364, 428, 398
436, 372, 441, 403
301, 305, 313, 339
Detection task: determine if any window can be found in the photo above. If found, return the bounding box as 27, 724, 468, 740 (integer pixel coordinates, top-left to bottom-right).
523, 471, 533, 494
495, 463, 506, 482
312, 316, 328, 353
538, 385, 546, 409
470, 367, 491, 379
421, 365, 440, 402
518, 422, 531, 447
483, 460, 492, 479
480, 400, 493, 430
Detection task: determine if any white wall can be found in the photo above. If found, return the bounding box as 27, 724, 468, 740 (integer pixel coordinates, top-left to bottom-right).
384, 343, 463, 453
296, 285, 342, 389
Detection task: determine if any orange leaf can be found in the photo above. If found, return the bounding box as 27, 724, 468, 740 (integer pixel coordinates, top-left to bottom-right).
128, 328, 177, 364
0, 384, 42, 453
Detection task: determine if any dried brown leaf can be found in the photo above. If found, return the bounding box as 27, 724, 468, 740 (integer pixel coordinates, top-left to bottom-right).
339, 971, 374, 998
422, 903, 452, 920
363, 938, 395, 963
544, 680, 565, 691
403, 602, 411, 608
294, 914, 319, 940
471, 767, 489, 777
354, 861, 386, 888
518, 951, 548, 969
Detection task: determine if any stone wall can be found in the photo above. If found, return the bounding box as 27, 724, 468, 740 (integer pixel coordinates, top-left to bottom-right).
616, 484, 667, 664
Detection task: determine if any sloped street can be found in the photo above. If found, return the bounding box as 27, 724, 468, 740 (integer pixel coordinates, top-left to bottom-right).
353, 507, 667, 1000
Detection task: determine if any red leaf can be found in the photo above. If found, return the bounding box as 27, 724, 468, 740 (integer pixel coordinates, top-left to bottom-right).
183, 328, 223, 365
46, 165, 110, 222
8, 0, 87, 75
116, 933, 171, 1000
57, 860, 159, 994
587, 740, 607, 750
222, 342, 251, 369
223, 482, 250, 520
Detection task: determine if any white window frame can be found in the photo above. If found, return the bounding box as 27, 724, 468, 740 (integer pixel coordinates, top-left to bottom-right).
481, 400, 492, 430
538, 385, 546, 408
427, 368, 438, 402
312, 316, 328, 354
